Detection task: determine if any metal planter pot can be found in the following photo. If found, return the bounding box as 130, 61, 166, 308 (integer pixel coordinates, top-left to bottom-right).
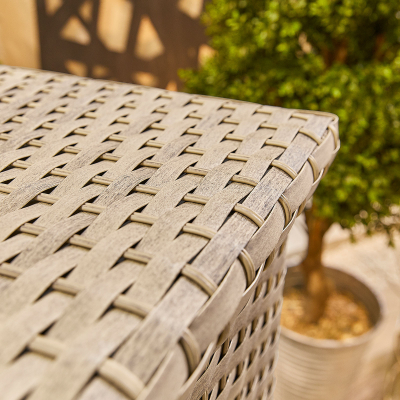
275, 265, 384, 400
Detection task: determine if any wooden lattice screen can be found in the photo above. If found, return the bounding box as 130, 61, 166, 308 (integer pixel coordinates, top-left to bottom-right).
36, 0, 210, 89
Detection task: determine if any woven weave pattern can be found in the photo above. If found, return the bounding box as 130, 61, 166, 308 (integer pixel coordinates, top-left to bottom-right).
0, 66, 339, 400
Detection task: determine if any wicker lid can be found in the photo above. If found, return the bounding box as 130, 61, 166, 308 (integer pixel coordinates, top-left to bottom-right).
0, 66, 339, 400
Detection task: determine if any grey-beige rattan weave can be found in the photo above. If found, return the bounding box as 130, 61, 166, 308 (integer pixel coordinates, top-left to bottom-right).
0, 66, 339, 400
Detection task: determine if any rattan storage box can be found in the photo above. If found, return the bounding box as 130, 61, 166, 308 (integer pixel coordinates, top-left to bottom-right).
0, 66, 339, 400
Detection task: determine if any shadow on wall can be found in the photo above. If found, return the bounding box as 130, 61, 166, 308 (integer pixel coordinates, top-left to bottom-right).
36, 0, 214, 89
0, 0, 215, 89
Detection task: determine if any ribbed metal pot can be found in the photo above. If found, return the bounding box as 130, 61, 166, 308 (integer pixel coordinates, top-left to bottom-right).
275, 266, 384, 400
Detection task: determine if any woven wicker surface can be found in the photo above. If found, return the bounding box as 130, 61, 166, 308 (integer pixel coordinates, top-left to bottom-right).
0, 66, 339, 400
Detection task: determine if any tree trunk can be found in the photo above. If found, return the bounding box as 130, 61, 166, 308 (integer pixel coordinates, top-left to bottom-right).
300, 204, 332, 323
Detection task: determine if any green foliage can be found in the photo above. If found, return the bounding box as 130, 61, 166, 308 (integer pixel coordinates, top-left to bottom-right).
181, 0, 400, 235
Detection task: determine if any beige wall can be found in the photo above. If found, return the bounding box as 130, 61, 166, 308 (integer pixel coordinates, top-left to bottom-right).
0, 0, 40, 68
0, 0, 209, 85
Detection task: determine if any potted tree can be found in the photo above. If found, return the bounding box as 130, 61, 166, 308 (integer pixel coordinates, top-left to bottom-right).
181, 0, 400, 398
